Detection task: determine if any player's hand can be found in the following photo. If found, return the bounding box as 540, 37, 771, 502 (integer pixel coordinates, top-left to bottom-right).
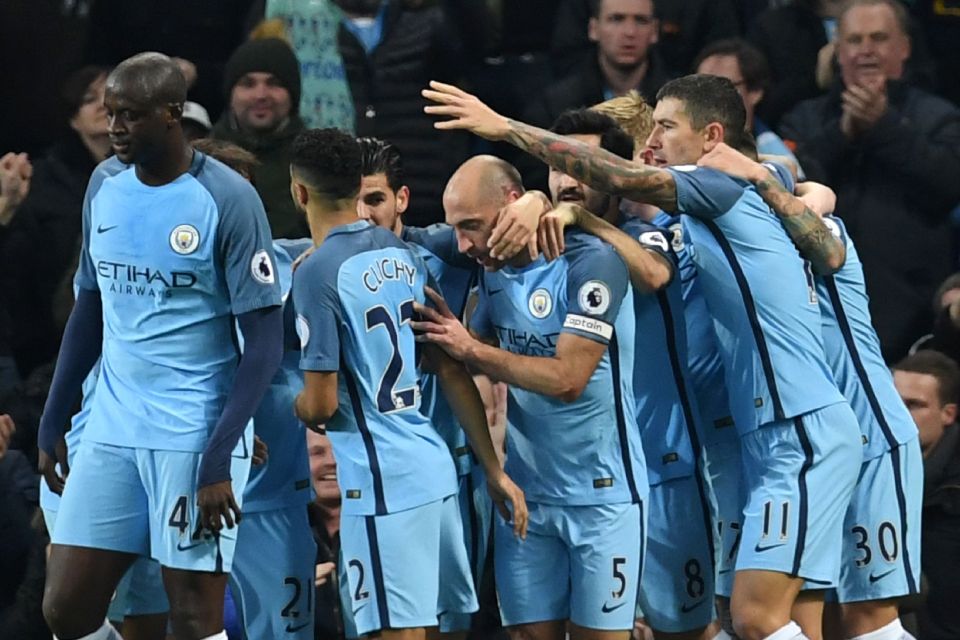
0, 413, 14, 460
252, 435, 268, 466
38, 436, 69, 495
411, 287, 476, 361
486, 469, 528, 539
291, 245, 316, 273
538, 203, 578, 261
795, 181, 837, 217
197, 481, 242, 532
315, 561, 336, 587
489, 191, 551, 261
697, 142, 767, 183
422, 81, 511, 141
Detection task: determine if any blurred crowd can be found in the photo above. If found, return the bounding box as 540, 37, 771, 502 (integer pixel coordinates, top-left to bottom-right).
1, 0, 959, 638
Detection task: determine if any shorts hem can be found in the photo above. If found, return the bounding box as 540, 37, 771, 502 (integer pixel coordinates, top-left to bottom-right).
735, 563, 834, 587
356, 616, 439, 636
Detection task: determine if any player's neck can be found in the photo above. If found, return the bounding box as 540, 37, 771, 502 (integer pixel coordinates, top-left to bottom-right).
599, 54, 650, 97
135, 136, 192, 186
305, 201, 359, 246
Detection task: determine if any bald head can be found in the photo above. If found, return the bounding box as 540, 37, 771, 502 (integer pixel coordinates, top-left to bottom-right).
444, 155, 524, 270
107, 52, 187, 108
444, 155, 524, 214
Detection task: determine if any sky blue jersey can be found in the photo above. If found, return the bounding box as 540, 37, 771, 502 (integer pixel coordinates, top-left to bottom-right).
293, 221, 457, 516
652, 210, 737, 446
402, 224, 479, 477
670, 166, 843, 435
75, 153, 282, 451
243, 238, 315, 512
470, 230, 646, 506
815, 216, 918, 461
618, 215, 702, 485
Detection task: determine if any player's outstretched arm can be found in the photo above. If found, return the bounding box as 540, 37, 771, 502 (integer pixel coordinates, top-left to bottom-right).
413, 288, 606, 403
554, 202, 673, 293
424, 344, 528, 538
197, 305, 283, 533
697, 143, 846, 274
37, 287, 103, 494
423, 81, 678, 211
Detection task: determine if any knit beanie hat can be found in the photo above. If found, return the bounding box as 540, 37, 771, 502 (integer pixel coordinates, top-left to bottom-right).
223, 38, 301, 114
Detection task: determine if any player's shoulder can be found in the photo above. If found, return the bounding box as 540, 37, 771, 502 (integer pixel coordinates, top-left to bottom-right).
273, 237, 314, 263
88, 156, 130, 195
563, 230, 628, 275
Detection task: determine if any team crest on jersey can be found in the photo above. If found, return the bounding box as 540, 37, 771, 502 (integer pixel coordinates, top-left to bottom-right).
528, 288, 553, 319
169, 224, 200, 255
251, 250, 275, 284
296, 314, 310, 349
579, 280, 611, 316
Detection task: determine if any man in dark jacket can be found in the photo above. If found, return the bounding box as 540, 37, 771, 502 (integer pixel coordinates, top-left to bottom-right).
335, 0, 467, 227
893, 350, 960, 640
780, 0, 960, 363
212, 37, 307, 238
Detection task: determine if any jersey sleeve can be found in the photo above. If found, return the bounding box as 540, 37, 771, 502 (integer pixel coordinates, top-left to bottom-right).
666, 166, 747, 220
619, 216, 677, 279
74, 164, 117, 292
292, 253, 342, 372
761, 160, 797, 194
403, 223, 478, 271
562, 244, 630, 345
215, 183, 283, 315
821, 214, 848, 249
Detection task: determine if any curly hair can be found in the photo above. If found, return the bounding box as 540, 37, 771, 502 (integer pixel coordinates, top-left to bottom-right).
290, 128, 361, 200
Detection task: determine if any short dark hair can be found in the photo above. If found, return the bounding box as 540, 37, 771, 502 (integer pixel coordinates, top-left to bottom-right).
656, 74, 747, 137
550, 109, 634, 160
290, 128, 361, 200
894, 350, 960, 407
692, 38, 771, 93
358, 137, 405, 193
589, 0, 655, 18
61, 65, 111, 119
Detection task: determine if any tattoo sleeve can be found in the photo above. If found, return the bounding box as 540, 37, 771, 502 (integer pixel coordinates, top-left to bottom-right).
505, 120, 679, 211
754, 176, 846, 275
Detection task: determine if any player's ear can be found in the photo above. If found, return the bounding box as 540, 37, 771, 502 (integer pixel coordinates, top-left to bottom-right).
167, 103, 183, 127
702, 122, 724, 153
396, 185, 410, 215
943, 402, 957, 426
588, 17, 599, 43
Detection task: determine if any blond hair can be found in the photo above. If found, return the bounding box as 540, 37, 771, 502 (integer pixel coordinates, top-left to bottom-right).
591, 91, 655, 150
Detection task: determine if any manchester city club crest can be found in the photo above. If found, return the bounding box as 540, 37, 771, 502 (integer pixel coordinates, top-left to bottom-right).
169, 224, 200, 255
528, 288, 553, 319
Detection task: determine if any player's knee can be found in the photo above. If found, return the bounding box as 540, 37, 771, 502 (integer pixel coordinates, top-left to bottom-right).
730, 600, 786, 640
42, 587, 93, 637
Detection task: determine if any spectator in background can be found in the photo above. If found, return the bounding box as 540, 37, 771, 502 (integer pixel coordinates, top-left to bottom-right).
780, 0, 960, 363
0, 152, 33, 396
749, 0, 938, 130
694, 38, 804, 177
909, 273, 960, 366
551, 0, 739, 79
335, 0, 468, 227
262, 1, 357, 132
182, 101, 214, 141
212, 37, 307, 238
306, 430, 347, 640
0, 66, 112, 380
892, 350, 960, 640
83, 0, 255, 117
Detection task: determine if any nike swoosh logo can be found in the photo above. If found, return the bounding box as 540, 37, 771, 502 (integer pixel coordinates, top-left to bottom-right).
718, 569, 732, 575
869, 569, 896, 583
601, 601, 627, 614
97, 224, 118, 233
285, 621, 311, 632
680, 599, 706, 613
488, 288, 503, 295
754, 542, 786, 552
176, 540, 208, 551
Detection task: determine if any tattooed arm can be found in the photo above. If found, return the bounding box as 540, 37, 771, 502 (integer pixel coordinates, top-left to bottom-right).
698, 143, 846, 274
422, 81, 679, 211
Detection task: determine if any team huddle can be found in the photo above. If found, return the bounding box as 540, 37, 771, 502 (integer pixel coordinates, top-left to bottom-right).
36, 49, 920, 640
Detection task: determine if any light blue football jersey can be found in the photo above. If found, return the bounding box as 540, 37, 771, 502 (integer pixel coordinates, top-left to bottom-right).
652, 210, 737, 445
293, 221, 457, 516
242, 238, 315, 512
402, 224, 479, 477
669, 166, 843, 435
75, 153, 282, 451
815, 216, 918, 461
469, 230, 647, 505
618, 215, 701, 485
